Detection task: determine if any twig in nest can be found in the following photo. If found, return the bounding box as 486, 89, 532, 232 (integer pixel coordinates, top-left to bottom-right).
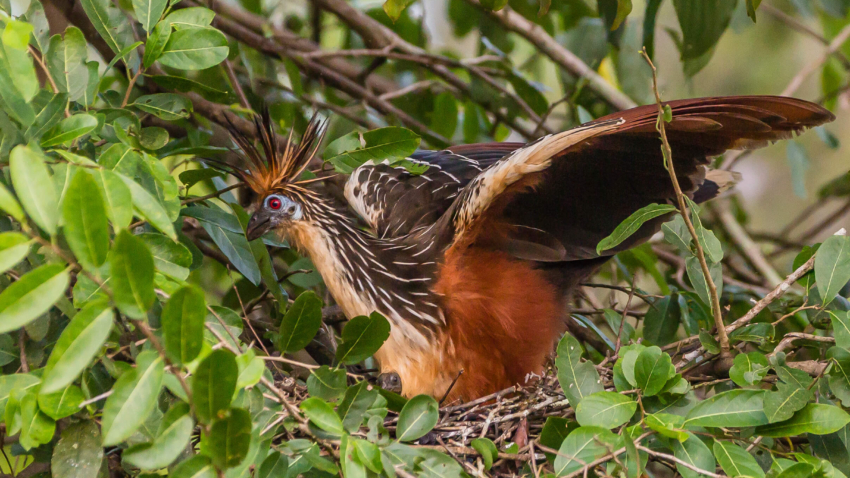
440, 369, 465, 406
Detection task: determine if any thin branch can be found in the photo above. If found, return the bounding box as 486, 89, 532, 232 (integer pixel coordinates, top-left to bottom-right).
641, 49, 729, 354
636, 445, 724, 478
782, 21, 850, 96
466, 0, 637, 111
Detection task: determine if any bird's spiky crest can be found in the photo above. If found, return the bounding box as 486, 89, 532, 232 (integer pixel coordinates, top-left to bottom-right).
219, 110, 326, 197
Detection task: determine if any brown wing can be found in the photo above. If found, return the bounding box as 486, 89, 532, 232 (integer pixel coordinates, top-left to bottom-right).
435, 96, 834, 267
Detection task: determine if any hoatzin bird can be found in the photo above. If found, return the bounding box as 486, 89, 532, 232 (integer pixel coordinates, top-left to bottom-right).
220, 96, 833, 402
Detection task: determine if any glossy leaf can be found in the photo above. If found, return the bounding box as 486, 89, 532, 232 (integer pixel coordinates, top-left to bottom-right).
670, 432, 715, 478
101, 350, 165, 446
132, 93, 192, 120
10, 145, 59, 234
816, 234, 850, 306
41, 114, 98, 147
51, 420, 104, 478
110, 230, 155, 319
336, 312, 391, 365
713, 440, 764, 478
556, 333, 603, 407
46, 27, 89, 101
756, 403, 850, 437
123, 403, 194, 470
684, 389, 769, 428
643, 295, 681, 346
306, 365, 347, 402
575, 391, 637, 429
193, 349, 238, 423
396, 395, 439, 442
634, 346, 675, 396
162, 285, 206, 365
139, 232, 193, 280
159, 26, 228, 70
729, 351, 770, 388
62, 169, 109, 269
0, 264, 69, 335
37, 385, 85, 420
278, 290, 323, 353
301, 397, 345, 435
0, 232, 30, 274
206, 408, 252, 469
338, 381, 379, 433
554, 426, 618, 476
596, 203, 677, 255
41, 301, 113, 393
324, 127, 421, 174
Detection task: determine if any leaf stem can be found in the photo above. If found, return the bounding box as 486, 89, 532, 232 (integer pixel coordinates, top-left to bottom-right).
640, 48, 730, 354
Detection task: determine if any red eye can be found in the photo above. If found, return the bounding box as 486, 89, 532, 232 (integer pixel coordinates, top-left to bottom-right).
267, 197, 282, 210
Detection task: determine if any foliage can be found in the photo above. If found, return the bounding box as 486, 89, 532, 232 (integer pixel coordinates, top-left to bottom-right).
0, 0, 848, 476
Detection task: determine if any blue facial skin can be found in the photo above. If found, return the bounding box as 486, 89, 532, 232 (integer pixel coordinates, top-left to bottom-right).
246, 194, 303, 240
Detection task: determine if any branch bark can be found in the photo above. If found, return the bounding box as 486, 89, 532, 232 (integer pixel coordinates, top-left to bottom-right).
465, 0, 637, 111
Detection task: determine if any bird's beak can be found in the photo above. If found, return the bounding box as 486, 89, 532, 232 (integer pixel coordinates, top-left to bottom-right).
246, 211, 272, 241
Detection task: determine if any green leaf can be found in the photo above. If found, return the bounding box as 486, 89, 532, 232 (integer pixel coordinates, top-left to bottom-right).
338, 381, 379, 433
672, 0, 735, 61
37, 385, 85, 420
575, 391, 637, 429
729, 351, 770, 387
0, 264, 69, 335
25, 92, 69, 142
62, 169, 109, 269
713, 440, 764, 478
193, 349, 238, 424
132, 93, 193, 121
132, 0, 167, 32
470, 437, 498, 470
816, 234, 850, 306
143, 21, 171, 69
324, 127, 421, 174
699, 330, 721, 354
336, 312, 391, 365
786, 141, 809, 199
686, 255, 722, 308
634, 346, 674, 397
164, 7, 216, 28
102, 350, 165, 446
80, 0, 136, 54
278, 290, 323, 353
596, 203, 677, 255
162, 285, 206, 365
41, 301, 112, 394
1, 21, 38, 103
301, 397, 345, 435
670, 432, 715, 478
19, 394, 56, 450
110, 230, 155, 319
124, 403, 194, 470
257, 452, 289, 478
51, 420, 104, 478
508, 74, 549, 116
430, 92, 458, 141
306, 365, 347, 401
0, 232, 30, 274
90, 169, 133, 230
200, 220, 260, 284
396, 395, 439, 442
139, 232, 192, 280
206, 407, 252, 469
46, 27, 90, 102
556, 333, 603, 407
159, 26, 229, 70
746, 0, 762, 21
756, 403, 850, 437
383, 0, 416, 21
645, 413, 688, 441
353, 437, 382, 473
0, 182, 25, 223
828, 347, 850, 408
0, 35, 36, 125
643, 295, 681, 346
173, 458, 218, 478
10, 145, 59, 234
0, 374, 40, 417
554, 426, 619, 476
684, 389, 769, 428
41, 113, 98, 147
120, 172, 177, 238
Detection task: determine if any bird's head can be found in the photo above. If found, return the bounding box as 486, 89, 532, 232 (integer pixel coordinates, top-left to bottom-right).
215, 111, 327, 242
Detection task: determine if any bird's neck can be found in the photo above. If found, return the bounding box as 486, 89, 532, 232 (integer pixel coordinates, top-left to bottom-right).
284, 202, 443, 347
